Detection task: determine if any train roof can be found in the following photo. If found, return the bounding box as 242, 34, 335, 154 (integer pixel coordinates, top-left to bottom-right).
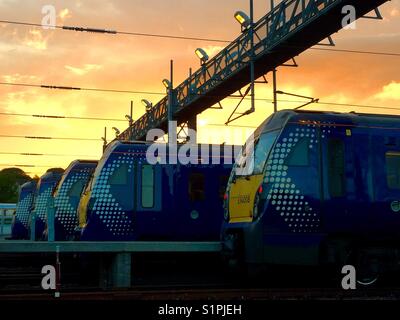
39, 170, 64, 182
294, 109, 400, 122
64, 160, 98, 172
20, 180, 37, 190
258, 110, 400, 135
106, 140, 238, 152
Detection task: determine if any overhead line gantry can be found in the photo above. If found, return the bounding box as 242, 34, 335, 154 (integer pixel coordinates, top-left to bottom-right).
117, 0, 389, 142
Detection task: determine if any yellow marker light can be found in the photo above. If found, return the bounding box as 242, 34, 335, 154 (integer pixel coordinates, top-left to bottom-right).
141, 99, 153, 112
234, 11, 251, 28
195, 48, 209, 65
162, 79, 171, 89
346, 129, 352, 136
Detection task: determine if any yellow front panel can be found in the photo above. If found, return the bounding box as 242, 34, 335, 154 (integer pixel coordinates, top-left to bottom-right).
228, 174, 264, 223
78, 190, 91, 228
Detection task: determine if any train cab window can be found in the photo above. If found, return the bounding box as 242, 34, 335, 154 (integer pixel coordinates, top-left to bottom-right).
83, 175, 94, 194
85, 174, 94, 192
236, 143, 253, 175
328, 138, 346, 197
236, 131, 278, 176
141, 165, 155, 208
189, 173, 205, 201
108, 164, 128, 185
67, 180, 85, 198
285, 138, 310, 166
386, 152, 400, 190
254, 131, 279, 174
52, 180, 62, 196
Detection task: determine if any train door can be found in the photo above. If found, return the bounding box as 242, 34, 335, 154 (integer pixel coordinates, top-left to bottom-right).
321, 125, 378, 235
370, 134, 400, 234
187, 171, 207, 230
321, 127, 356, 233
135, 163, 163, 239
228, 130, 279, 223
136, 163, 162, 212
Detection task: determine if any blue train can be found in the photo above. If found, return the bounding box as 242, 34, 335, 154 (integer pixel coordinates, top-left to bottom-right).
29, 169, 64, 240
77, 141, 236, 241
49, 160, 98, 241
11, 180, 37, 240
222, 110, 400, 284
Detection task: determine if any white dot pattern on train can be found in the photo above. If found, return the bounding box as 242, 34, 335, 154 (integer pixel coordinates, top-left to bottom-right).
15, 192, 34, 228
265, 125, 322, 233
34, 184, 56, 223
55, 168, 93, 235
91, 155, 135, 236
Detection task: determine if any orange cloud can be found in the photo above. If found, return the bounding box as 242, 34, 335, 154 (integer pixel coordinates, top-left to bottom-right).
374, 82, 400, 100
65, 64, 102, 76
59, 8, 72, 22
390, 9, 400, 17
23, 29, 48, 50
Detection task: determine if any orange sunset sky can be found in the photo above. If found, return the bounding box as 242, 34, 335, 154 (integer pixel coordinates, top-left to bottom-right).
0, 0, 399, 177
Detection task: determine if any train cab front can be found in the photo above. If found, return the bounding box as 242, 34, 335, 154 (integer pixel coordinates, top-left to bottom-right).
11, 180, 37, 240
78, 141, 137, 241
50, 160, 98, 241
222, 110, 327, 268
30, 169, 64, 240
221, 112, 287, 265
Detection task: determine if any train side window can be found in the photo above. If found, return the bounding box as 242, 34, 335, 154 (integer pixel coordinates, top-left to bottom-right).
108, 164, 128, 185
141, 165, 155, 208
285, 138, 310, 166
67, 180, 85, 198
386, 152, 400, 190
189, 173, 205, 201
328, 138, 346, 197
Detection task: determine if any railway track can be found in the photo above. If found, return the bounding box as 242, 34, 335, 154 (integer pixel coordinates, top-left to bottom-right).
1, 286, 400, 300
2, 252, 400, 300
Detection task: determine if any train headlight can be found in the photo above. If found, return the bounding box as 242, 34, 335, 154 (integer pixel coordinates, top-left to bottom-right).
253, 182, 268, 219
224, 208, 229, 221
223, 192, 230, 221
253, 194, 260, 219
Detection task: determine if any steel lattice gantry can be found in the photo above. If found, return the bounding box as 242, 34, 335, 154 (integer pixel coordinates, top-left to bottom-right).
118, 0, 389, 141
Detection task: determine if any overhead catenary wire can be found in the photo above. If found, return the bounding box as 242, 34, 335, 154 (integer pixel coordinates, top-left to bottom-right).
278, 99, 400, 111
280, 44, 400, 57
0, 82, 164, 95
0, 19, 399, 57
0, 111, 127, 121
0, 81, 398, 112
0, 163, 55, 168
0, 19, 230, 43
0, 134, 100, 141
0, 152, 97, 157
0, 98, 398, 133
207, 123, 257, 128
308, 47, 400, 57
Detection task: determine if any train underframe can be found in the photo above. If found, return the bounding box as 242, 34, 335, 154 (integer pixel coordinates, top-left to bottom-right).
222, 224, 400, 286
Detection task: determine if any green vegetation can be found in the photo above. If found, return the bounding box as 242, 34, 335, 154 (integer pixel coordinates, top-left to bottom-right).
0, 168, 32, 203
